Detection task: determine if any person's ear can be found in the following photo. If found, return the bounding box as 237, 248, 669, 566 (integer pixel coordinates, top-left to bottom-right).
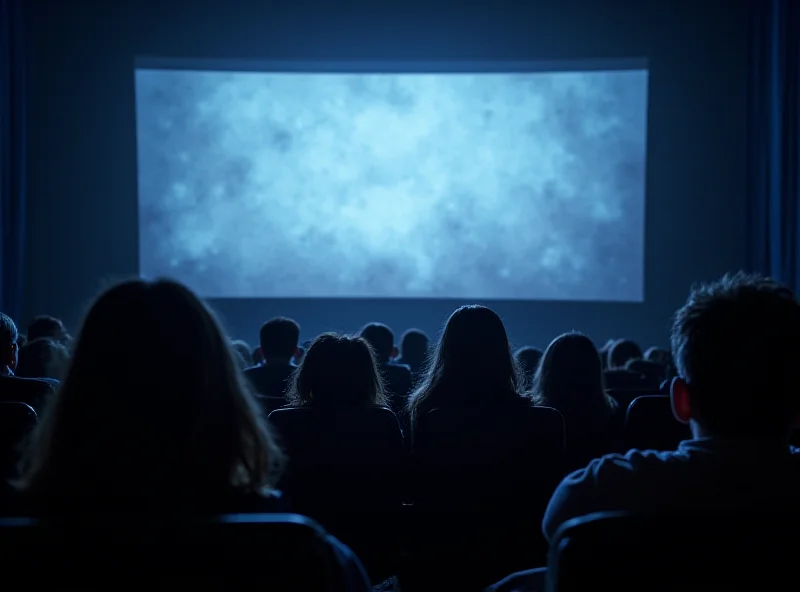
294, 346, 302, 358
391, 346, 399, 360
670, 377, 692, 424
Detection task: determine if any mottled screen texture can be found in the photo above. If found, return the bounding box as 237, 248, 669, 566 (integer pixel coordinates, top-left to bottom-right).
135, 65, 648, 300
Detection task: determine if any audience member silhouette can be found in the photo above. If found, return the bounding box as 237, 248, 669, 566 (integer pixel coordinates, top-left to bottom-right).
26, 315, 71, 347
14, 279, 287, 515
15, 337, 69, 381
531, 333, 619, 472
607, 339, 642, 369
287, 333, 388, 408
605, 338, 652, 390
359, 323, 412, 412
406, 305, 526, 433
396, 328, 430, 380
0, 314, 53, 411
547, 271, 800, 527
489, 271, 800, 592
244, 317, 300, 402
515, 346, 543, 391
644, 346, 670, 366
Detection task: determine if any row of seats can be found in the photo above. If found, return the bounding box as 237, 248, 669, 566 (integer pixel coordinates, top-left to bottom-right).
0, 392, 689, 586
1, 509, 794, 591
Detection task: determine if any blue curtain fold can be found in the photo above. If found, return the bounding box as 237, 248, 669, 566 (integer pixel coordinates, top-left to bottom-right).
748, 0, 800, 293
0, 0, 27, 322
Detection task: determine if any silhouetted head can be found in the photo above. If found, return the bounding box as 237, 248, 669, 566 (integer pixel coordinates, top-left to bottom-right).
407, 305, 521, 423
608, 339, 642, 369
288, 333, 386, 407
515, 346, 543, 389
644, 347, 670, 366
532, 332, 614, 421
27, 315, 70, 347
670, 272, 800, 440
359, 323, 396, 364
0, 313, 18, 374
16, 338, 69, 380
18, 278, 283, 500
259, 317, 300, 362
400, 329, 429, 367
231, 339, 254, 369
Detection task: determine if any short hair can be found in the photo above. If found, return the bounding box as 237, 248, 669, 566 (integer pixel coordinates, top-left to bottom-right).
400, 329, 429, 361
259, 317, 300, 360
671, 272, 800, 438
27, 315, 68, 344
0, 313, 18, 348
608, 339, 642, 369
359, 322, 394, 362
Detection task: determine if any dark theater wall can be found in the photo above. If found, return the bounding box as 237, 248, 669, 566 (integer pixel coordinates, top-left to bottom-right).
23, 0, 749, 350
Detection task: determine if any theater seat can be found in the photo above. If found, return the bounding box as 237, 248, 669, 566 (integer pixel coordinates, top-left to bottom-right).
0, 513, 362, 591
0, 402, 37, 482
624, 395, 690, 452
547, 511, 800, 592
0, 376, 54, 413
268, 405, 404, 583
406, 403, 565, 590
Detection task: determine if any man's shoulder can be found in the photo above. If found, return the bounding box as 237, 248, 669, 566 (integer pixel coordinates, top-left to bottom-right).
542, 448, 687, 541
565, 448, 680, 487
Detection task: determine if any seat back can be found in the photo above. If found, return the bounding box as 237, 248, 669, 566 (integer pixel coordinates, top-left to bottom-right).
607, 387, 661, 410
0, 513, 356, 591
624, 395, 690, 451
268, 406, 404, 582
547, 511, 800, 592
403, 404, 565, 589
413, 403, 565, 511
0, 376, 54, 412
268, 405, 404, 512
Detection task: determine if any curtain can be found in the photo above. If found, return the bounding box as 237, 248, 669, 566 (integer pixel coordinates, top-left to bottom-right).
748, 0, 800, 293
0, 0, 27, 322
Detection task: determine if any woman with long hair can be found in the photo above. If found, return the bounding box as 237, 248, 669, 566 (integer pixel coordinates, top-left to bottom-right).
406, 305, 524, 431
286, 333, 387, 408
531, 332, 620, 470
15, 278, 284, 513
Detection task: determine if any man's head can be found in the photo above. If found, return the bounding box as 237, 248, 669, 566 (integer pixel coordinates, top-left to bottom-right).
359, 323, 396, 364
0, 313, 19, 372
400, 329, 429, 365
259, 317, 301, 362
670, 272, 800, 440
